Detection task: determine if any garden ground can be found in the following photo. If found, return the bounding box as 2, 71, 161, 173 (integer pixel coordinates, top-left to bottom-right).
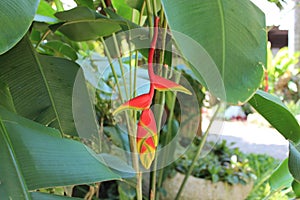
207, 120, 288, 160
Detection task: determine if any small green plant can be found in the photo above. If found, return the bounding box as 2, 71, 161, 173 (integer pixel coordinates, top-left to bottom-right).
174, 140, 256, 185
246, 153, 295, 200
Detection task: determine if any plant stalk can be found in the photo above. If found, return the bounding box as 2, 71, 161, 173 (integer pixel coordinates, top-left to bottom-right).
149, 11, 168, 200
174, 103, 221, 200
145, 0, 154, 37
100, 2, 143, 199
101, 36, 141, 200
156, 70, 181, 199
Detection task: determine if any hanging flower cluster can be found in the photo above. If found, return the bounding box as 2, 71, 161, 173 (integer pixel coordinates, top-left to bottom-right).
113, 17, 191, 169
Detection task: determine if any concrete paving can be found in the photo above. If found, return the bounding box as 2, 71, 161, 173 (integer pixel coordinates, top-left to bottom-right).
206, 121, 289, 160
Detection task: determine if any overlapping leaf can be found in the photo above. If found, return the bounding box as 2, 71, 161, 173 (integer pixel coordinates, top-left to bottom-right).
0, 0, 39, 54
269, 158, 293, 191
0, 81, 16, 113
289, 143, 300, 182
162, 0, 266, 104
249, 90, 300, 143
51, 6, 124, 41
0, 36, 82, 136
0, 106, 120, 199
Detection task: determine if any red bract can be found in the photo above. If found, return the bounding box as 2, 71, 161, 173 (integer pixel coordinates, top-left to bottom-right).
113, 16, 191, 169
113, 84, 154, 115
136, 109, 157, 169
151, 74, 192, 95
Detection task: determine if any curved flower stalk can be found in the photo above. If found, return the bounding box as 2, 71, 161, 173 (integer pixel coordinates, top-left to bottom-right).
113, 17, 191, 169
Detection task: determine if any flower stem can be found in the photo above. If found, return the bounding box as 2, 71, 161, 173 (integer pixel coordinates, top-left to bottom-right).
100, 2, 142, 199
155, 70, 181, 199
150, 15, 168, 199
146, 0, 154, 37
174, 103, 221, 200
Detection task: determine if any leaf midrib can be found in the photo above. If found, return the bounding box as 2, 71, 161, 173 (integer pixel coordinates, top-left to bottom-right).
24, 36, 64, 136
0, 117, 31, 200
217, 0, 226, 79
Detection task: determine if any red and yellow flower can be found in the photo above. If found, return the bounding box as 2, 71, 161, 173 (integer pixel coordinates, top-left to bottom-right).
113, 17, 191, 169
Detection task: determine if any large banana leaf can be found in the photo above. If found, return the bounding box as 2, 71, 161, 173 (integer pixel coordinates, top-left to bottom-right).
0, 106, 120, 199
249, 90, 300, 144
0, 81, 16, 113
161, 0, 266, 104
0, 0, 39, 54
0, 36, 83, 136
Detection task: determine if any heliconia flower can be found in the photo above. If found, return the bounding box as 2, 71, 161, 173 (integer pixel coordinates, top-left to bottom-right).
112, 84, 154, 116
136, 108, 157, 169
151, 74, 192, 95
113, 16, 192, 169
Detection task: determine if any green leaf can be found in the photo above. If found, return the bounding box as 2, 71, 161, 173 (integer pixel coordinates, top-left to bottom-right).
104, 8, 149, 58
112, 0, 136, 21
269, 158, 293, 191
0, 36, 82, 136
0, 111, 31, 199
31, 192, 81, 200
123, 0, 161, 15
52, 7, 124, 41
55, 6, 102, 21
35, 0, 57, 23
74, 0, 94, 9
289, 143, 300, 182
0, 0, 39, 54
37, 0, 56, 18
249, 90, 300, 143
99, 153, 135, 178
292, 180, 300, 197
0, 106, 120, 198
105, 8, 140, 30
161, 0, 266, 104
56, 20, 123, 41
42, 40, 78, 61
0, 81, 16, 113
124, 0, 143, 10
118, 181, 136, 200
72, 70, 100, 141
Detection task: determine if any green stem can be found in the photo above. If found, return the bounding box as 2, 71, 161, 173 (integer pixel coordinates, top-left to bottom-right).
150, 10, 169, 199
101, 0, 129, 99
54, 0, 64, 11
112, 35, 129, 99
153, 0, 158, 17
174, 103, 221, 200
134, 1, 146, 98
100, 37, 123, 101
156, 70, 181, 199
150, 65, 168, 200
145, 0, 154, 37
101, 37, 140, 198
35, 30, 51, 49
139, 1, 146, 25
100, 2, 142, 199
159, 13, 167, 75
